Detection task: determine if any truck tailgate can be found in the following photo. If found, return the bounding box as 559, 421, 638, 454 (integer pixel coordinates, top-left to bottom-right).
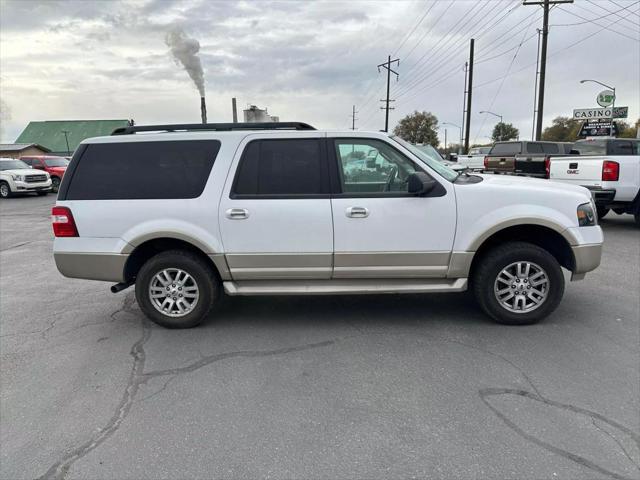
549, 157, 604, 187
486, 156, 514, 173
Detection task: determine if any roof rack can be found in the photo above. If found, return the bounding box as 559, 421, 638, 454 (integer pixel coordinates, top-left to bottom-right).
111, 122, 316, 135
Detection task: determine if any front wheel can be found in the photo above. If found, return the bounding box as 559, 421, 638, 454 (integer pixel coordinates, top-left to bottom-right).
51, 177, 61, 193
135, 250, 220, 328
0, 182, 11, 198
472, 242, 564, 325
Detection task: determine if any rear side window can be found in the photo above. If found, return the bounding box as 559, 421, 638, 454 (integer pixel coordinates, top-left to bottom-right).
490, 142, 521, 155
609, 140, 634, 155
232, 139, 327, 197
64, 140, 220, 200
573, 140, 606, 155
542, 143, 559, 154
526, 143, 544, 154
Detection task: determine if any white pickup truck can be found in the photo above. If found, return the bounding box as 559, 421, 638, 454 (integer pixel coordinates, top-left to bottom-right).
549, 138, 639, 225
458, 146, 491, 171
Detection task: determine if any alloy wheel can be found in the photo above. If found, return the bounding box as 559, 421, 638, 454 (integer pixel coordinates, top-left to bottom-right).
494, 261, 549, 313
148, 268, 199, 317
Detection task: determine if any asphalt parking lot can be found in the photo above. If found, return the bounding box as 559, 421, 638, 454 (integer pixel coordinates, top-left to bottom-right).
1, 194, 638, 480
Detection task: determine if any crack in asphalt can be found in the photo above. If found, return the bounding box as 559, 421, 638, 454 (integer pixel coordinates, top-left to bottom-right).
37, 293, 336, 480
0, 241, 33, 252
479, 387, 640, 480
591, 418, 640, 472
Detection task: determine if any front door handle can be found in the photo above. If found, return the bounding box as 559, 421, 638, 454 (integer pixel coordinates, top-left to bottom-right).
346, 206, 369, 218
225, 208, 249, 220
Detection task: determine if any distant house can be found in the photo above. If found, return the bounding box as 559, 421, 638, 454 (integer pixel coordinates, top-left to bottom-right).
0, 143, 51, 159
15, 119, 132, 156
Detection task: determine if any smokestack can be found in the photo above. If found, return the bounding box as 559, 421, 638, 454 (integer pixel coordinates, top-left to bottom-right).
232, 97, 238, 123
200, 97, 207, 124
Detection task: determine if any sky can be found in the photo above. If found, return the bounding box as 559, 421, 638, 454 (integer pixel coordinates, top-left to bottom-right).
1, 0, 639, 145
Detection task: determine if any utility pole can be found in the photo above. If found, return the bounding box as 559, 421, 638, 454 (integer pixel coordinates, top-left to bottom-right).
532, 28, 541, 140
61, 130, 71, 156
524, 0, 574, 140
351, 105, 358, 130
444, 129, 448, 152
378, 55, 399, 132
464, 39, 474, 154
462, 62, 468, 148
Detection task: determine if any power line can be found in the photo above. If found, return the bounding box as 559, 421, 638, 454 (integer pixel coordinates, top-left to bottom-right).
584, 0, 640, 30
396, 0, 497, 96
551, 0, 639, 26
472, 13, 538, 144
391, 1, 437, 58
556, 4, 640, 41
400, 0, 456, 67
395, 0, 523, 100
474, 10, 628, 90
608, 0, 640, 18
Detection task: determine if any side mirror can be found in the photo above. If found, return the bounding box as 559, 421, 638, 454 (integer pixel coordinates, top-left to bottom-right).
448, 153, 458, 162
407, 172, 437, 196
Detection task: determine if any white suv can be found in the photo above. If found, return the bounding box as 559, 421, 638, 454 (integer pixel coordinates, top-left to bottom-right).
0, 158, 52, 198
52, 123, 603, 328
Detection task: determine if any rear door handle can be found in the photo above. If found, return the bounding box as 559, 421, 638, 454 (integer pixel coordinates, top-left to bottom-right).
225, 208, 249, 220
346, 206, 369, 218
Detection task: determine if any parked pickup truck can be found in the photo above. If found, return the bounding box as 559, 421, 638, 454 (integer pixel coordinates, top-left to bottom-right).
458, 146, 491, 171
484, 141, 572, 175
549, 139, 639, 225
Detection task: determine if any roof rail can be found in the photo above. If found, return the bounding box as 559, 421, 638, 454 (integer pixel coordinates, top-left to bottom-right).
111, 122, 316, 135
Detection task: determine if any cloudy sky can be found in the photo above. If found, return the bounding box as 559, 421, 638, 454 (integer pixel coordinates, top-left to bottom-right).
1, 0, 638, 145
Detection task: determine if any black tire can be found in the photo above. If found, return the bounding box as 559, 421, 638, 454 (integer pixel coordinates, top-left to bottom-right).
635, 213, 640, 227
472, 241, 565, 325
51, 177, 61, 193
36, 191, 48, 196
596, 206, 609, 219
0, 181, 11, 198
612, 208, 626, 215
135, 250, 220, 328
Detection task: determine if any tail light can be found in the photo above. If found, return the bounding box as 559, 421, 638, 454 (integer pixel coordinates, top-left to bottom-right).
483, 156, 489, 169
544, 156, 551, 179
601, 160, 619, 181
51, 206, 78, 237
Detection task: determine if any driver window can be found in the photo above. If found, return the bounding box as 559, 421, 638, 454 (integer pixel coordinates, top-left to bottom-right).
334, 139, 419, 194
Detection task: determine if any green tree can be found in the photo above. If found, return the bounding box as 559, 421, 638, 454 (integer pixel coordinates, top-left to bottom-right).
393, 111, 439, 146
542, 116, 582, 141
491, 122, 519, 142
618, 118, 639, 138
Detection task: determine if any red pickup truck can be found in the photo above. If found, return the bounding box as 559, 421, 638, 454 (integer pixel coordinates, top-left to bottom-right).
20, 156, 69, 193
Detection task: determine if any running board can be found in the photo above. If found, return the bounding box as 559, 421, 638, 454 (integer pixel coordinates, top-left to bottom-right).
223, 278, 467, 296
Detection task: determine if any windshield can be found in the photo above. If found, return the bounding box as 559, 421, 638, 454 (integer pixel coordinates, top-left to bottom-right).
0, 159, 30, 171
44, 157, 69, 167
391, 136, 458, 182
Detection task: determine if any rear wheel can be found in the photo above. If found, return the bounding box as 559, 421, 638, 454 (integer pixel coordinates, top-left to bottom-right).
473, 242, 564, 325
0, 182, 11, 198
135, 250, 220, 328
596, 206, 609, 219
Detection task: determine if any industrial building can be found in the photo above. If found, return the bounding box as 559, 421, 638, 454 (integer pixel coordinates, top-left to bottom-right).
243, 105, 279, 123
15, 119, 132, 156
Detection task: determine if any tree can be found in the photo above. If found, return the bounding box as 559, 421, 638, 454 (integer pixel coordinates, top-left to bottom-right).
618, 118, 639, 138
393, 111, 439, 146
542, 116, 582, 142
491, 122, 519, 142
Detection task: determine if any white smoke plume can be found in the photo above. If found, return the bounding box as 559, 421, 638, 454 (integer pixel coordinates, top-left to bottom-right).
165, 28, 205, 96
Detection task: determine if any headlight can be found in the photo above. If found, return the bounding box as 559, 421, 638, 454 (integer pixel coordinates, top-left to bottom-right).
11, 174, 24, 181
577, 202, 597, 227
